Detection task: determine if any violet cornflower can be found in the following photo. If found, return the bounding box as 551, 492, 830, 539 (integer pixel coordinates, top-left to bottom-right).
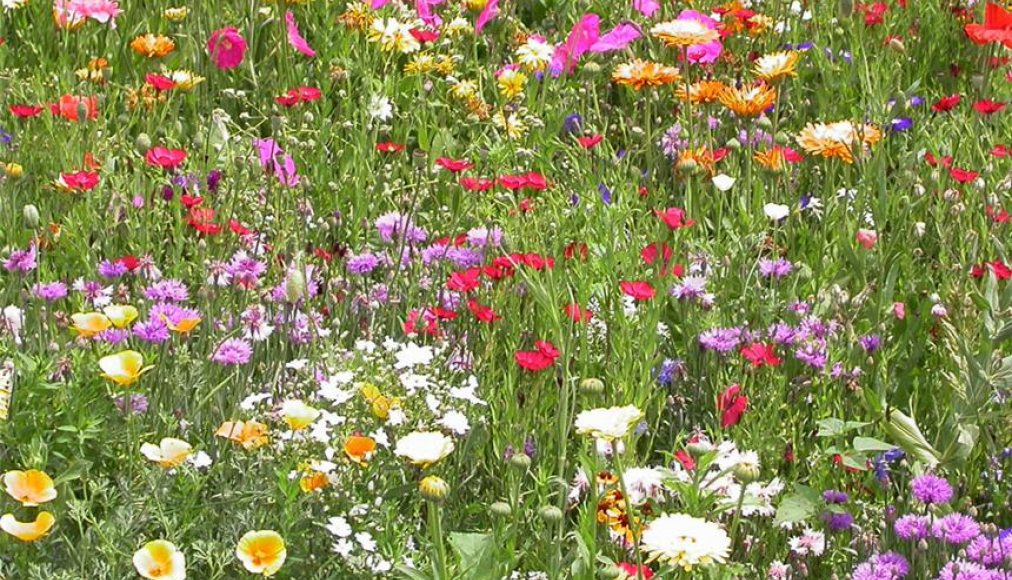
911, 473, 954, 505
3, 243, 37, 273
212, 338, 253, 365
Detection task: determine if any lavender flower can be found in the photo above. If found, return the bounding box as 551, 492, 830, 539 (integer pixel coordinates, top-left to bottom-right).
3, 243, 37, 273
114, 394, 149, 415
132, 319, 170, 344
852, 551, 910, 580
97, 259, 128, 279
894, 514, 931, 541
966, 533, 1012, 567
144, 279, 190, 302
859, 334, 882, 353
759, 258, 794, 279
821, 511, 854, 532
699, 327, 743, 353
822, 490, 848, 504
347, 253, 381, 275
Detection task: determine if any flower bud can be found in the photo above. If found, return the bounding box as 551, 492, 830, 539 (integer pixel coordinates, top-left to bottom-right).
4, 162, 24, 179
135, 133, 152, 153
580, 378, 604, 394
419, 475, 449, 502
538, 505, 563, 524
22, 204, 40, 229
725, 137, 742, 150
756, 115, 773, 130
489, 501, 512, 517
509, 452, 531, 470
734, 462, 761, 483
284, 266, 306, 303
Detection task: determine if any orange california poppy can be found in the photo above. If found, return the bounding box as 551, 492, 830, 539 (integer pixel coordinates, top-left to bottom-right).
343, 435, 377, 464
0, 512, 55, 542
216, 421, 270, 450
3, 469, 57, 506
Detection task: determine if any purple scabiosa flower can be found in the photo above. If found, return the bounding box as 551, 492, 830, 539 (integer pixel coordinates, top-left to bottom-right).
226, 251, 267, 288
699, 327, 743, 353
32, 281, 68, 302
114, 394, 149, 415
97, 259, 128, 279
933, 513, 981, 545
889, 117, 914, 132
909, 96, 925, 107
821, 511, 854, 532
4, 243, 37, 273
912, 473, 954, 505
894, 514, 931, 541
562, 113, 582, 136
852, 551, 910, 580
346, 253, 381, 275
768, 322, 797, 345
860, 334, 882, 353
822, 490, 849, 504
212, 338, 253, 365
759, 257, 794, 278
375, 212, 427, 245
132, 319, 170, 344
143, 279, 190, 302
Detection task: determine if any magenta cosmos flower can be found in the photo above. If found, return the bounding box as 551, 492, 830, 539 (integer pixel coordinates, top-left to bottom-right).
207, 27, 248, 70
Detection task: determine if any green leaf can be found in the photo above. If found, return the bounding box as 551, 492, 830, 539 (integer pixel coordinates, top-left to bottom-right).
54, 460, 92, 485
852, 437, 896, 453
449, 532, 495, 580
816, 418, 870, 437
395, 565, 432, 580
885, 409, 940, 467
773, 485, 822, 526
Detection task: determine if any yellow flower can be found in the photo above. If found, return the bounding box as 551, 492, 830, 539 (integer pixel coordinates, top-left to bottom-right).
360, 383, 400, 420
493, 110, 529, 140
71, 312, 112, 337
162, 7, 189, 21
337, 2, 374, 30
515, 38, 554, 72
449, 79, 479, 101
166, 70, 205, 90
611, 59, 681, 90
103, 304, 139, 328
164, 315, 201, 334
3, 162, 24, 178
419, 475, 450, 501
99, 350, 153, 386
343, 435, 377, 464
3, 469, 57, 506
463, 0, 488, 10
299, 470, 329, 493
442, 17, 472, 38
796, 121, 881, 164
279, 400, 321, 431
216, 420, 270, 450
133, 540, 186, 580
651, 19, 720, 48
236, 530, 287, 577
131, 34, 176, 58
753, 51, 800, 83
718, 83, 777, 117
0, 512, 55, 542
140, 438, 193, 468
497, 68, 528, 100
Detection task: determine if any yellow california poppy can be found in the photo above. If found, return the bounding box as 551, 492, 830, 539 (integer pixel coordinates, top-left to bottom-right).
0, 512, 55, 542
103, 304, 139, 328
279, 400, 320, 431
133, 540, 187, 580
140, 438, 193, 468
3, 469, 57, 506
236, 530, 286, 576
71, 312, 112, 337
343, 435, 377, 465
216, 421, 270, 450
99, 350, 153, 386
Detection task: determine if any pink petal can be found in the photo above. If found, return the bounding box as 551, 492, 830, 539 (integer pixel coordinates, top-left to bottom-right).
415, 0, 442, 27
632, 0, 660, 18
371, 0, 392, 8
285, 11, 316, 58
550, 13, 600, 76
589, 22, 641, 53
475, 0, 499, 34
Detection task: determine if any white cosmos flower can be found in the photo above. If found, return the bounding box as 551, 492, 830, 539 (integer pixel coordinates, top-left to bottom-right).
574, 405, 644, 440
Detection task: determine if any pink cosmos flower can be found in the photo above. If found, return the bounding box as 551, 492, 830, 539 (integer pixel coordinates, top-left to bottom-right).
285, 11, 316, 58
207, 27, 248, 70
678, 10, 722, 64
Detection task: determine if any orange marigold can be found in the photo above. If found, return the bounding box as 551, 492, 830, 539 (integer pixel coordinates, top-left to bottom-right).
611, 59, 681, 90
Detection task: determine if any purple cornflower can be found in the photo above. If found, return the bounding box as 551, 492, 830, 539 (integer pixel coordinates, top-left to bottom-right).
935, 559, 999, 580
794, 341, 828, 369
4, 244, 37, 273
894, 514, 931, 541
671, 275, 708, 301
660, 123, 688, 160
699, 327, 743, 353
132, 319, 170, 344
206, 169, 223, 193
821, 511, 854, 532
98, 328, 131, 345
822, 490, 849, 504
656, 358, 685, 386
375, 212, 427, 245
73, 278, 113, 307
226, 251, 267, 288
347, 253, 381, 275
912, 473, 954, 505
967, 533, 1012, 567
759, 257, 794, 278
523, 435, 537, 459
144, 279, 190, 302
466, 226, 503, 248
562, 113, 582, 136
860, 334, 882, 353
212, 338, 253, 365
445, 246, 484, 269
889, 117, 914, 132
32, 282, 68, 302
933, 513, 981, 545
114, 394, 149, 415
97, 259, 128, 279
852, 551, 910, 580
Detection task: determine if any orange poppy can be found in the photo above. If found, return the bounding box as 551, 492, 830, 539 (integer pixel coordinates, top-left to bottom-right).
343, 435, 377, 464
216, 421, 270, 450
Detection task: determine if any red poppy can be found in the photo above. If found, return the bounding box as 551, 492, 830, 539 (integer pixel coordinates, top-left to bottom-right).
116, 255, 141, 271
924, 152, 953, 168
275, 86, 321, 107
275, 92, 301, 107
467, 299, 500, 323
376, 142, 405, 153
971, 260, 1012, 280
620, 280, 655, 301
576, 134, 603, 149
145, 146, 187, 170
447, 268, 481, 292
57, 170, 101, 192
740, 343, 782, 368
974, 99, 1006, 115
641, 242, 673, 265
655, 207, 694, 230
498, 172, 548, 191
404, 308, 440, 337
987, 205, 1010, 223
186, 207, 222, 235
229, 219, 252, 236
435, 157, 473, 173
673, 449, 695, 471
515, 340, 560, 372
857, 2, 888, 26
409, 28, 439, 43
459, 177, 495, 191
51, 94, 99, 121
430, 306, 458, 320
180, 194, 204, 208
949, 167, 979, 183
518, 252, 553, 270
931, 94, 961, 113
9, 104, 44, 118
992, 145, 1010, 158
563, 303, 593, 323
145, 73, 177, 91
717, 384, 748, 428
313, 247, 334, 262
965, 3, 1012, 47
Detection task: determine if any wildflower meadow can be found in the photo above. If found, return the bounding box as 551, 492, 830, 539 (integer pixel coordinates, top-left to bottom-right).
1, 0, 1012, 578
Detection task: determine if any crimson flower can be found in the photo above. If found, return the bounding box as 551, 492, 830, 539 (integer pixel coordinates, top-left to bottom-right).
409, 28, 439, 43
992, 145, 1009, 158
641, 242, 673, 265
436, 157, 473, 173
655, 207, 694, 230
576, 134, 603, 149
498, 172, 547, 191
447, 268, 482, 292
965, 3, 1012, 47
971, 260, 1012, 280
57, 170, 101, 192
717, 384, 748, 428
987, 205, 1010, 223
515, 340, 560, 372
9, 104, 44, 118
186, 207, 222, 235
563, 303, 593, 323
376, 142, 405, 153
949, 167, 979, 183
467, 299, 500, 323
740, 343, 782, 368
931, 94, 961, 113
620, 280, 655, 301
973, 99, 1006, 115
459, 177, 494, 191
145, 146, 187, 170
563, 242, 589, 261
145, 73, 176, 91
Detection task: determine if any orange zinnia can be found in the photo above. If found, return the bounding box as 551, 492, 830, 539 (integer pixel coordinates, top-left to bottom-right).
216, 420, 270, 450
131, 34, 176, 58
611, 60, 681, 90
3, 469, 57, 506
343, 435, 377, 464
718, 83, 777, 117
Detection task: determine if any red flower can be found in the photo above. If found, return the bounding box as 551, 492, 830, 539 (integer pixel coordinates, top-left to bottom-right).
641, 242, 673, 265
717, 384, 748, 428
563, 242, 589, 261
51, 94, 99, 121
57, 170, 101, 192
498, 172, 548, 191
467, 299, 500, 323
116, 255, 141, 271
145, 146, 187, 170
9, 104, 44, 118
972, 260, 1012, 280
740, 343, 782, 368
924, 152, 954, 168
932, 94, 961, 113
563, 303, 593, 323
616, 563, 653, 580
275, 86, 322, 107
974, 99, 1006, 115
673, 449, 696, 471
655, 207, 694, 230
145, 73, 177, 91
447, 268, 482, 292
987, 205, 1010, 223
858, 2, 888, 26
229, 219, 252, 236
949, 167, 979, 183
435, 157, 473, 173
409, 28, 439, 43
376, 142, 405, 153
180, 194, 204, 208
992, 145, 1010, 158
620, 280, 655, 301
576, 134, 603, 149
515, 340, 560, 372
404, 308, 440, 337
518, 198, 535, 213
459, 177, 494, 191
965, 3, 1012, 47
186, 207, 222, 235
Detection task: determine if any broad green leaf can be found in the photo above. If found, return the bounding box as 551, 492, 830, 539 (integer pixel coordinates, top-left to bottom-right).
816, 418, 869, 437
449, 532, 495, 580
885, 409, 940, 467
852, 437, 896, 453
773, 485, 821, 526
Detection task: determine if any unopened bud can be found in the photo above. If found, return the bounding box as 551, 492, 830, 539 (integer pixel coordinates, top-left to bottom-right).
22, 204, 40, 228
580, 378, 604, 394
538, 505, 563, 524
